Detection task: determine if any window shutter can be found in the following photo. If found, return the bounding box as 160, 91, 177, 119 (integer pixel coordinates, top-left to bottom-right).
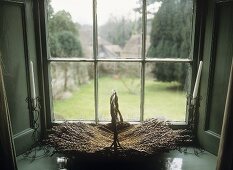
197, 0, 233, 155
0, 0, 40, 155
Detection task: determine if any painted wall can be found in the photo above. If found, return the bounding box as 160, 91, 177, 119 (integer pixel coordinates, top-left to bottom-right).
0, 0, 40, 155
198, 0, 233, 155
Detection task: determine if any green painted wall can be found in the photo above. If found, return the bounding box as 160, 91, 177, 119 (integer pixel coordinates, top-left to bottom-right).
0, 0, 40, 155
0, 3, 30, 135
198, 0, 233, 155
207, 4, 233, 134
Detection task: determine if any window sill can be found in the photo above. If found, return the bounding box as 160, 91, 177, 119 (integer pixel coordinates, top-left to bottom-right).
17, 147, 217, 170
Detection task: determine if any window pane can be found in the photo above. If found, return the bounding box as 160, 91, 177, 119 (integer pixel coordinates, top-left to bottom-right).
50, 62, 94, 121
146, 0, 193, 58
144, 63, 190, 121
98, 62, 141, 121
97, 0, 142, 59
48, 0, 93, 58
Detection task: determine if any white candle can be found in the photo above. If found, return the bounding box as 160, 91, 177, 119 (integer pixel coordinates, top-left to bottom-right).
192, 61, 203, 100
30, 61, 36, 100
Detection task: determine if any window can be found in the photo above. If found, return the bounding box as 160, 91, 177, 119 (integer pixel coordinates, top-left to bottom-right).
46, 0, 194, 123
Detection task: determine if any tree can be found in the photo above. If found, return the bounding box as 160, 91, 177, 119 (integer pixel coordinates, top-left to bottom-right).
47, 0, 54, 19
57, 31, 82, 57
48, 10, 81, 58
48, 10, 77, 36
56, 31, 83, 90
147, 0, 192, 86
99, 16, 135, 47
48, 6, 83, 91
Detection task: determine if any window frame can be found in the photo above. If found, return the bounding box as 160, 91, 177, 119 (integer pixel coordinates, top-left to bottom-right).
38, 0, 201, 128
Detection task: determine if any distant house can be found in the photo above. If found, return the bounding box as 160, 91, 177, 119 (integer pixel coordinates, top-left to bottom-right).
79, 25, 122, 59
98, 44, 122, 58
79, 25, 152, 59
121, 34, 151, 58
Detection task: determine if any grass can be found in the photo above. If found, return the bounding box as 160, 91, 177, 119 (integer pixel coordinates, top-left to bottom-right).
53, 76, 186, 122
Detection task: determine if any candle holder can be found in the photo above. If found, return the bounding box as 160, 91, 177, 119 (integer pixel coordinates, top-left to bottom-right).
189, 96, 202, 133
187, 94, 204, 155
24, 96, 50, 160
26, 96, 41, 130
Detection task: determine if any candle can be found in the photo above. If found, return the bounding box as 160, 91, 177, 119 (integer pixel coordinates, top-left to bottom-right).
30, 61, 36, 101
192, 61, 203, 100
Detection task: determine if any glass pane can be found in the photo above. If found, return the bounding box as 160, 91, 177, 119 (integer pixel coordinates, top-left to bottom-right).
146, 0, 193, 58
50, 62, 94, 120
144, 63, 190, 121
97, 0, 142, 59
48, 0, 93, 58
98, 62, 141, 121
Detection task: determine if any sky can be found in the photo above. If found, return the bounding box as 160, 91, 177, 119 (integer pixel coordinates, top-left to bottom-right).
50, 0, 161, 25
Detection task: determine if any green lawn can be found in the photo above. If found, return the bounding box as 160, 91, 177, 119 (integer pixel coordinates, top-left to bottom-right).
53, 76, 186, 122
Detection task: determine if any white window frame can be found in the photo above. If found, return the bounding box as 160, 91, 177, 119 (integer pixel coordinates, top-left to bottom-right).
43, 0, 195, 125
